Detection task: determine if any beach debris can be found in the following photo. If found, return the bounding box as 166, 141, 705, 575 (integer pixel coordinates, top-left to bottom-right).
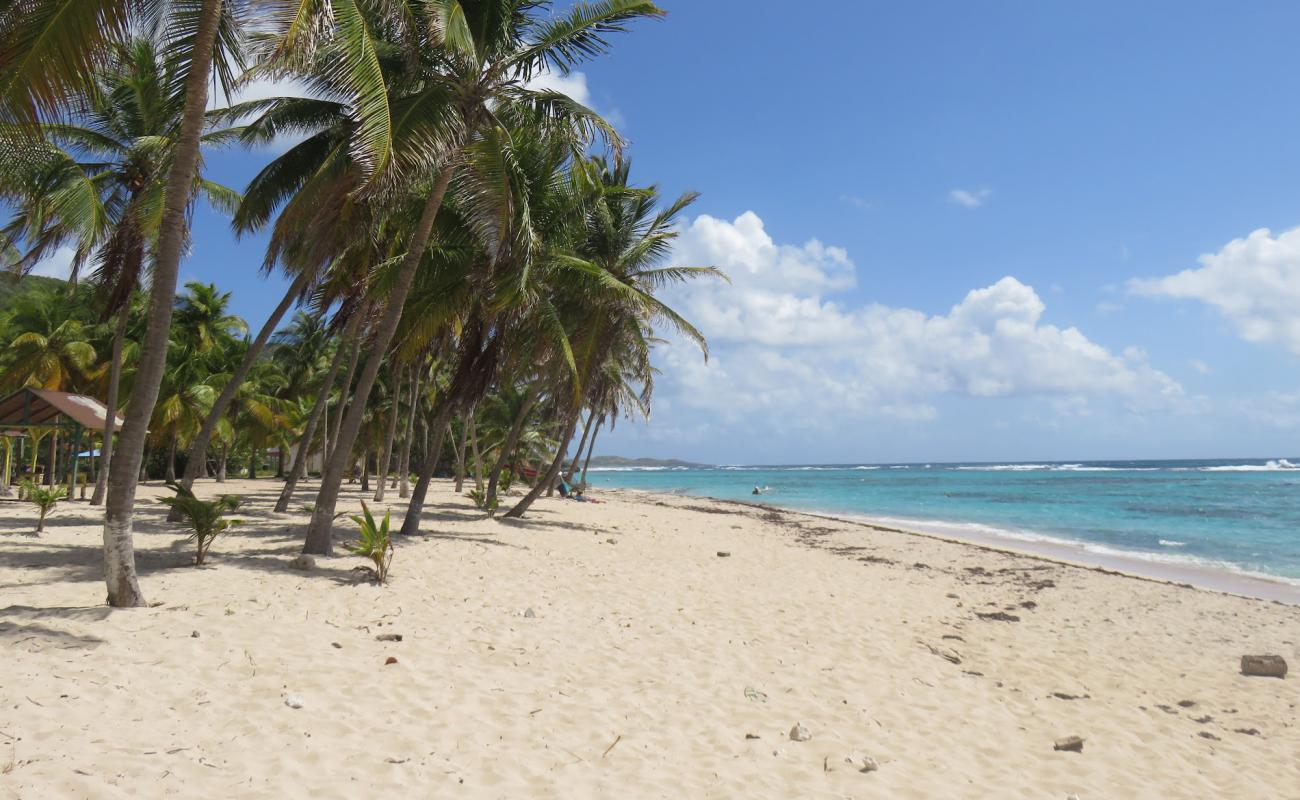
601, 734, 622, 758
716, 551, 731, 558
924, 643, 962, 665
1233, 727, 1261, 736
1068, 795, 1082, 800
1051, 692, 1090, 701
745, 733, 761, 740
1198, 731, 1220, 741
789, 723, 812, 742
524, 608, 536, 619
1053, 736, 1084, 752
375, 633, 403, 642
976, 611, 1021, 622
1239, 654, 1287, 678
384, 656, 398, 665
606, 538, 616, 544
844, 753, 880, 773
331, 642, 342, 649
289, 554, 315, 571
744, 687, 768, 702
1176, 699, 1196, 707
284, 694, 304, 709
190, 630, 200, 638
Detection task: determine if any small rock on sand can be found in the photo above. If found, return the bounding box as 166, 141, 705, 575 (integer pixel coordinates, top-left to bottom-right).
190, 630, 200, 638
284, 694, 304, 709
524, 608, 536, 619
1240, 654, 1287, 678
384, 656, 398, 665
716, 551, 731, 558
289, 555, 315, 571
375, 633, 403, 642
844, 753, 879, 773
1053, 736, 1084, 752
331, 642, 342, 649
789, 723, 812, 742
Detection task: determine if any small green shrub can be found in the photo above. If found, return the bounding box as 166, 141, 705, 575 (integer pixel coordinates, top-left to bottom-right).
22, 480, 66, 534
158, 483, 242, 565
468, 487, 499, 512
348, 501, 394, 584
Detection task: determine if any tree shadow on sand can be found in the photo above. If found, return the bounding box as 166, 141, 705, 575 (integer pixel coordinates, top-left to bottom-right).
0, 605, 111, 649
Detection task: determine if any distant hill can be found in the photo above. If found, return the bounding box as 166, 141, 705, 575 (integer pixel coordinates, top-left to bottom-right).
586, 455, 707, 469
0, 274, 69, 310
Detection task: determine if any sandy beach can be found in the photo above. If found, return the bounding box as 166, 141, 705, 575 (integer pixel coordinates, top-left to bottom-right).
2, 478, 1297, 799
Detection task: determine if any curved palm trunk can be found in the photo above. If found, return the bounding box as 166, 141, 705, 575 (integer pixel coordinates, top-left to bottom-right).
397, 364, 423, 499
274, 310, 359, 512
581, 418, 602, 485
503, 410, 581, 519
328, 324, 363, 462
172, 272, 309, 519
396, 403, 454, 537
302, 163, 455, 555
359, 449, 370, 492
485, 385, 539, 512
165, 439, 177, 482
373, 367, 402, 502
103, 0, 224, 607
566, 411, 593, 479
469, 411, 485, 492
90, 303, 129, 506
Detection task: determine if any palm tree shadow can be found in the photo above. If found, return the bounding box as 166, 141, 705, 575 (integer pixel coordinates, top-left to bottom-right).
0, 605, 111, 649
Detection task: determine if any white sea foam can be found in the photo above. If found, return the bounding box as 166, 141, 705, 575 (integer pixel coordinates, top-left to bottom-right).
1158, 539, 1187, 547
1195, 459, 1299, 472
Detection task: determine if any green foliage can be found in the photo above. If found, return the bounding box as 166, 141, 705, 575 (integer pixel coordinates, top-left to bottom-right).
348, 501, 393, 584
469, 487, 499, 513
158, 483, 242, 565
21, 480, 65, 534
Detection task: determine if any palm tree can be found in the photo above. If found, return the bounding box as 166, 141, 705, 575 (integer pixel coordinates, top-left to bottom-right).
0, 285, 98, 391
287, 0, 663, 554
504, 157, 719, 517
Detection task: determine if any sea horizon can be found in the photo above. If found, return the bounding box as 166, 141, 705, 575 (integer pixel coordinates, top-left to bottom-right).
588, 457, 1300, 601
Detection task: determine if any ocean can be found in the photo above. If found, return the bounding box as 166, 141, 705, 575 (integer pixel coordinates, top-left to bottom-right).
586, 459, 1300, 588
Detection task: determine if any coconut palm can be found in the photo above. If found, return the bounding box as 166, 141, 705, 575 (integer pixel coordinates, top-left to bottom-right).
283, 0, 664, 555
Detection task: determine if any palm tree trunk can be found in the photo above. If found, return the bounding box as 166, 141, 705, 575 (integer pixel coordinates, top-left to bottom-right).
469, 411, 485, 492
276, 446, 285, 478
103, 0, 223, 607
165, 438, 177, 482
328, 325, 363, 462
303, 162, 456, 555
373, 366, 402, 502
453, 414, 469, 493
171, 272, 309, 519
397, 364, 422, 499
485, 385, 539, 511
359, 449, 370, 493
248, 450, 257, 480
504, 409, 582, 518
274, 310, 359, 512
567, 411, 593, 479
396, 403, 454, 537
581, 418, 602, 485
217, 444, 227, 482
91, 303, 129, 506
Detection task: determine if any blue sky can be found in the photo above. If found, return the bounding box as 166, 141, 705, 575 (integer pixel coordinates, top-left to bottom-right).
39, 1, 1300, 464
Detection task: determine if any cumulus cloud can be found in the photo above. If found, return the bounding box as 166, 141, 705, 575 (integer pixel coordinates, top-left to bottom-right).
657, 211, 1185, 424
948, 188, 992, 208
1129, 225, 1300, 354
526, 69, 593, 107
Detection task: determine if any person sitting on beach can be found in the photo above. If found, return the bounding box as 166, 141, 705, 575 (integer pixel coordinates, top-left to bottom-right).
557, 477, 572, 498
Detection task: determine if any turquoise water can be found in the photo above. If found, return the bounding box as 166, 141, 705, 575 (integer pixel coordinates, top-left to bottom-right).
587, 460, 1300, 585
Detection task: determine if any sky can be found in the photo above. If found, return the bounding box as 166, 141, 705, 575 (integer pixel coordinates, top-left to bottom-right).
33, 0, 1300, 465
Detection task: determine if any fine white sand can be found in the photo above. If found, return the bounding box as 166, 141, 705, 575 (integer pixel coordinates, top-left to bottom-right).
1, 478, 1297, 798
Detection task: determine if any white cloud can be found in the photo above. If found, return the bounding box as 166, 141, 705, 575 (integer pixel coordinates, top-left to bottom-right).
1189, 359, 1211, 375
658, 211, 1186, 425
1129, 225, 1300, 355
526, 69, 593, 107
948, 188, 992, 208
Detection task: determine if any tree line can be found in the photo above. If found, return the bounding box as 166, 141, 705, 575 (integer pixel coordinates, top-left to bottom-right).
0, 1, 719, 606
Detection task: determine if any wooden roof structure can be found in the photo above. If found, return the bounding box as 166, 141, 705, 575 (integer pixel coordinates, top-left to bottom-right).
0, 388, 123, 431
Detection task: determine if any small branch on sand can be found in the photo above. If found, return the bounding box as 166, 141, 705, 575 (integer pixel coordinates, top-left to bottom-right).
601, 734, 622, 758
